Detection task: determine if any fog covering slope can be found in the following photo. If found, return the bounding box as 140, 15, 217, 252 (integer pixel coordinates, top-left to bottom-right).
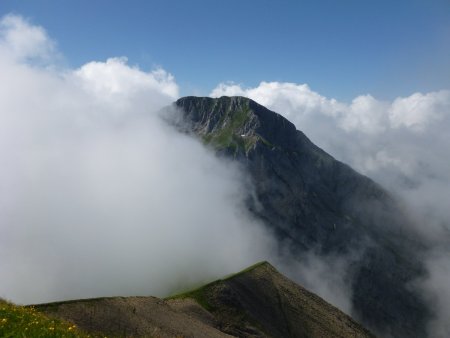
0, 15, 275, 305
211, 82, 450, 338
172, 96, 431, 338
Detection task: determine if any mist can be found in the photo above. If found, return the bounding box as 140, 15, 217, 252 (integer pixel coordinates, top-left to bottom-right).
212, 81, 450, 336
0, 15, 349, 312
2, 13, 449, 337
273, 250, 358, 316
0, 15, 276, 305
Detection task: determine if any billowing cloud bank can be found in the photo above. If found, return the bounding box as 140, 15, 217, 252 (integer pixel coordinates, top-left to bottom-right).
2, 12, 450, 337
211, 82, 450, 237
212, 81, 450, 336
0, 15, 274, 304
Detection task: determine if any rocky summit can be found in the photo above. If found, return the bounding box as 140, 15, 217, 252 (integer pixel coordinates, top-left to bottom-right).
170, 96, 431, 338
35, 262, 374, 338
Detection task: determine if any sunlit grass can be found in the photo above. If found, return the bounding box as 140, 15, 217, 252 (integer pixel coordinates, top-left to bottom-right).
0, 298, 105, 338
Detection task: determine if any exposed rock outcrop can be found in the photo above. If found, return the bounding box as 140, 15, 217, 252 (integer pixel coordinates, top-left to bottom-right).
170, 96, 430, 337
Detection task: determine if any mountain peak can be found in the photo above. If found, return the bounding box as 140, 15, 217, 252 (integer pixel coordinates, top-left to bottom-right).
174, 96, 320, 157
170, 96, 430, 337
167, 260, 374, 337
176, 96, 257, 113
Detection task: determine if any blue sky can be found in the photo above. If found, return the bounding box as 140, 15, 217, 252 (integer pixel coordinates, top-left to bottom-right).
2, 3, 450, 329
1, 0, 449, 100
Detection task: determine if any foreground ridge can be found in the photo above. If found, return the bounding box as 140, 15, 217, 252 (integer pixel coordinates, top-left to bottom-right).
33, 261, 374, 338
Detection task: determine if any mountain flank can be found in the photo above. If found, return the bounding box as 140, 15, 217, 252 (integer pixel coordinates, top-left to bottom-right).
34, 262, 373, 338
168, 261, 374, 338
169, 96, 430, 337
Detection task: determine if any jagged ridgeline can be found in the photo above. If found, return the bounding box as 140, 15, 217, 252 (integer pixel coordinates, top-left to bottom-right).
164, 96, 431, 338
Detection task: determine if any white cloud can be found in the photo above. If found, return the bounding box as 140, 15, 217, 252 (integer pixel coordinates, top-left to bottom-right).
74, 57, 178, 107
276, 252, 356, 315
343, 95, 388, 134
210, 82, 246, 97
211, 81, 450, 337
419, 252, 450, 337
211, 82, 450, 181
389, 91, 450, 131
2, 12, 449, 336
212, 81, 342, 119
0, 14, 56, 62
0, 15, 275, 305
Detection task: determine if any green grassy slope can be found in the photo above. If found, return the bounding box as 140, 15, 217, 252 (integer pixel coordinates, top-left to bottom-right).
0, 298, 99, 338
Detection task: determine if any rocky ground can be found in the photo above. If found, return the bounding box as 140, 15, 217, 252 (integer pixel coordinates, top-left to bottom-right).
35, 262, 373, 338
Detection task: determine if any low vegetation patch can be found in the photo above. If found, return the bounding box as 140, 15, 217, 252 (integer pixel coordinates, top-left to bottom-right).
0, 298, 101, 338
166, 261, 269, 312
166, 283, 216, 312
202, 108, 255, 153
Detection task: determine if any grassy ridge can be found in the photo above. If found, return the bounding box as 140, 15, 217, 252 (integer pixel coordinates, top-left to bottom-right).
0, 298, 102, 338
166, 261, 270, 311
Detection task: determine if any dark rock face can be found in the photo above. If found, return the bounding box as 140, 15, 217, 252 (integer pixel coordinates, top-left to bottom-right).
170, 96, 431, 337
175, 262, 375, 338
